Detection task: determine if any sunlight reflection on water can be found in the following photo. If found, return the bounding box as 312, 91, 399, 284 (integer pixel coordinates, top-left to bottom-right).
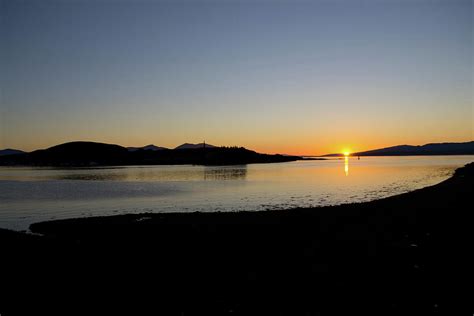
344, 156, 349, 176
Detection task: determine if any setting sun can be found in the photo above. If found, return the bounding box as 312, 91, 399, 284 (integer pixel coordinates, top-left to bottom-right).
343, 151, 351, 157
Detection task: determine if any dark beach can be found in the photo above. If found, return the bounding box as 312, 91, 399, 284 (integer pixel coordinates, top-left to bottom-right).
1, 163, 473, 315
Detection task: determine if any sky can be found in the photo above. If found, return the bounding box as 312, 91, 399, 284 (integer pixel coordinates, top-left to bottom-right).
1, 0, 472, 155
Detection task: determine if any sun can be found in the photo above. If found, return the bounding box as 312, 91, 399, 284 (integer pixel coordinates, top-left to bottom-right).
343, 150, 350, 157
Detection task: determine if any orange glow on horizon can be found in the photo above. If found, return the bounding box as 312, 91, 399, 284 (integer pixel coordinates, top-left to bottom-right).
6, 137, 473, 158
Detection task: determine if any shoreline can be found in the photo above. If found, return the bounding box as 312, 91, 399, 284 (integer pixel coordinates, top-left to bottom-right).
0, 157, 466, 233
24, 163, 464, 233
2, 162, 473, 314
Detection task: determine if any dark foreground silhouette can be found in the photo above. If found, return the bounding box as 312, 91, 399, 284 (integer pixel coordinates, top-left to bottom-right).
1, 163, 473, 315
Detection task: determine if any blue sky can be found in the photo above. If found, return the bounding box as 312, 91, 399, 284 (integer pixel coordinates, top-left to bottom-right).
1, 0, 472, 154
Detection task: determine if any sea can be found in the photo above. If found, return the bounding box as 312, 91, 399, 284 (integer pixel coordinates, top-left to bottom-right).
0, 155, 472, 231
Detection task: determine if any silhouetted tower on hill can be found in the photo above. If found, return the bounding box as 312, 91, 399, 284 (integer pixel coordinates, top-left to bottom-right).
202, 141, 206, 164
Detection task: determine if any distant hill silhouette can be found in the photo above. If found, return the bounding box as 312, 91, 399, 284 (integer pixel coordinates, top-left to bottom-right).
0, 149, 25, 156
174, 143, 216, 150
324, 141, 474, 157
0, 141, 300, 166
127, 144, 168, 152
2, 142, 130, 166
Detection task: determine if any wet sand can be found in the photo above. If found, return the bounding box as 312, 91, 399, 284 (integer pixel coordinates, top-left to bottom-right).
1, 163, 473, 315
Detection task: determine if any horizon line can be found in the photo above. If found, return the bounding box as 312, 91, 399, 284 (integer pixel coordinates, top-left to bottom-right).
2, 139, 474, 157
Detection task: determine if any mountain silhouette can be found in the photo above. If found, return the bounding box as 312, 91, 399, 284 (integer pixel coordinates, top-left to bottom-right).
0, 141, 300, 166
324, 141, 474, 156
127, 144, 168, 152
21, 141, 129, 166
0, 149, 25, 156
174, 143, 216, 150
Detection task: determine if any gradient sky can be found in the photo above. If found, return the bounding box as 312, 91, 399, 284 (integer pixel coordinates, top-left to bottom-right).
1, 0, 472, 155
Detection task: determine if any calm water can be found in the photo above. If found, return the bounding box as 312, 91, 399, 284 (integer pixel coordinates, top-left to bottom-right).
0, 156, 472, 231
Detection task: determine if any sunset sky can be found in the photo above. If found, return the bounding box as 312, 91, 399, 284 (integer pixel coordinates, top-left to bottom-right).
1, 0, 472, 155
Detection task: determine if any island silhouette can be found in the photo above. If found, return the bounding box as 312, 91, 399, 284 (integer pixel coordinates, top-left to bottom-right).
2, 140, 473, 166
0, 141, 302, 166
324, 141, 474, 157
